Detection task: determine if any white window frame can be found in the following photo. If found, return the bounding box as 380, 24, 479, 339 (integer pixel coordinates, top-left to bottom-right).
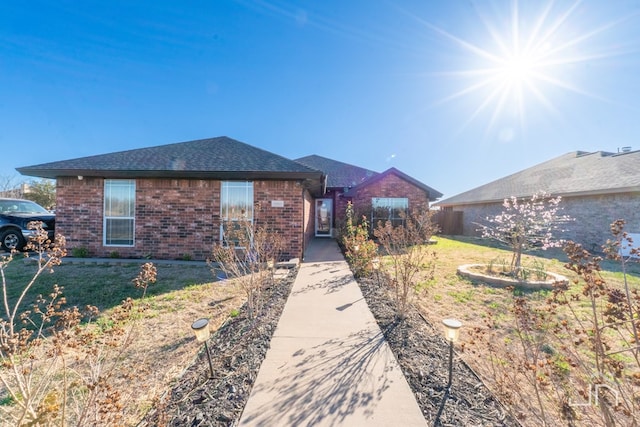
103, 179, 136, 247
220, 181, 254, 244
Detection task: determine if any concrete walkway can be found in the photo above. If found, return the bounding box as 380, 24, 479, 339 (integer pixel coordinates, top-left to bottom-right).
239, 238, 427, 426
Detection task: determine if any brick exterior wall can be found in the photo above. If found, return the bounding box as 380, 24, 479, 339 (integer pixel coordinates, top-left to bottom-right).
303, 190, 314, 253
344, 173, 430, 219
254, 180, 308, 261
55, 177, 311, 261
454, 192, 640, 252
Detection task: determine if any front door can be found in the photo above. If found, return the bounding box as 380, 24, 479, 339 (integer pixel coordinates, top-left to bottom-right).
315, 199, 333, 237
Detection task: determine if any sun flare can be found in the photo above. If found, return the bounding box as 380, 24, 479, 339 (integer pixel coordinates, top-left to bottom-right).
429, 0, 627, 137
501, 54, 535, 84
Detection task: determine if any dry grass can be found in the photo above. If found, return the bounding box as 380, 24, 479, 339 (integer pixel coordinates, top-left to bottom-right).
110, 278, 246, 424
1, 259, 247, 426
412, 235, 640, 426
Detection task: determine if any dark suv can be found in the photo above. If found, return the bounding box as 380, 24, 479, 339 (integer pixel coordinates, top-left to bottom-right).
0, 198, 55, 251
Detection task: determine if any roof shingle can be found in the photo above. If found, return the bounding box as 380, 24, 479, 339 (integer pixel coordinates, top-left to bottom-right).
438, 150, 640, 206
295, 155, 378, 188
18, 136, 323, 181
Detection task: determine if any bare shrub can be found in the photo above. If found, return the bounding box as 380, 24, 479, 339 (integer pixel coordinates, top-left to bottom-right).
341, 202, 378, 278
469, 219, 640, 426
209, 218, 282, 320
373, 209, 438, 318
0, 222, 157, 426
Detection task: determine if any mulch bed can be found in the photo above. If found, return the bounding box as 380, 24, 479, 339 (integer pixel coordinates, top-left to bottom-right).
358, 276, 519, 426
142, 267, 519, 426
141, 269, 298, 426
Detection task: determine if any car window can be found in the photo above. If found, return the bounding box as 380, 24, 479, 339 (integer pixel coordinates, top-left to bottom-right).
0, 200, 49, 214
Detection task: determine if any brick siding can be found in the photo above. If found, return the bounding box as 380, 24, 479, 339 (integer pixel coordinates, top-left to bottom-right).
344, 173, 430, 218
455, 192, 640, 252
55, 177, 311, 261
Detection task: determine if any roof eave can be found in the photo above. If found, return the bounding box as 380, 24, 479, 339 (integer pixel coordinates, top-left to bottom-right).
437, 186, 640, 207
17, 167, 323, 181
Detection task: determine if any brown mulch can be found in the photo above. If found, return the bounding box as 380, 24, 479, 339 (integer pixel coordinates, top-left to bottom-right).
142, 267, 518, 426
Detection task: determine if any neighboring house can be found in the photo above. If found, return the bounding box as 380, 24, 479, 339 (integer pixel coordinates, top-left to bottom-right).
437, 150, 640, 251
17, 137, 442, 261
295, 155, 443, 234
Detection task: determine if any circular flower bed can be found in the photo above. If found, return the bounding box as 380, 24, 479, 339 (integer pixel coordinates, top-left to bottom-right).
457, 264, 568, 289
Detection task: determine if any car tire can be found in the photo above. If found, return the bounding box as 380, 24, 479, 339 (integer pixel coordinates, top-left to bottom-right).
0, 228, 25, 252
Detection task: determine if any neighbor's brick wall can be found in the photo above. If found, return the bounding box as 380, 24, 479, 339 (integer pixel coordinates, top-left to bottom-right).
455, 192, 640, 252
561, 193, 640, 251
56, 177, 307, 261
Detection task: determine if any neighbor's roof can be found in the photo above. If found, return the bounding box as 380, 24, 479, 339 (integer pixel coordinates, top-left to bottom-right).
295, 155, 377, 188
17, 136, 324, 181
438, 150, 640, 206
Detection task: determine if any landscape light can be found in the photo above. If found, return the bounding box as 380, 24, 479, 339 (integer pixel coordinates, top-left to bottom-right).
371, 257, 380, 286
442, 319, 462, 391
191, 318, 214, 378
435, 318, 463, 426
442, 318, 462, 343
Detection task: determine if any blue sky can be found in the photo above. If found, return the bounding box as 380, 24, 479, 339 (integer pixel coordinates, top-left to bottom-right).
2, 0, 639, 198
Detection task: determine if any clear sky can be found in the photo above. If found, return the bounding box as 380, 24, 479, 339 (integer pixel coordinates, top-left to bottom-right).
2, 0, 639, 199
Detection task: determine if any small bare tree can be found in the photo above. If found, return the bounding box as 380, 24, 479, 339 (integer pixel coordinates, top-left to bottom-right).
209, 219, 282, 320
374, 208, 438, 318
0, 222, 157, 426
478, 191, 572, 278
0, 175, 23, 198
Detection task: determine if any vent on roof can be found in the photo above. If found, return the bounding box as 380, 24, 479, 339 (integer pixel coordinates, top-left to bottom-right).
619, 146, 632, 153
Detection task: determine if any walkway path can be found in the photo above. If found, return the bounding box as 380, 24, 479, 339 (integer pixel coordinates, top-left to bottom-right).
239, 238, 427, 426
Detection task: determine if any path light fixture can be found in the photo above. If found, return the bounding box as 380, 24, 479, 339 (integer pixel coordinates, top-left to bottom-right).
191, 318, 215, 379
371, 257, 380, 286
267, 259, 275, 284
435, 318, 462, 426
442, 318, 462, 389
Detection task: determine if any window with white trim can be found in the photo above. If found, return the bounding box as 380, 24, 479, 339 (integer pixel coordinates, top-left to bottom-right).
220, 181, 254, 243
371, 197, 408, 227
104, 179, 135, 246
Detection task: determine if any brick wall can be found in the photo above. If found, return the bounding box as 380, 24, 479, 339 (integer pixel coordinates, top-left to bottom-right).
346, 173, 430, 216
56, 177, 309, 261
303, 189, 314, 254
56, 177, 104, 255
454, 192, 640, 252
254, 180, 307, 260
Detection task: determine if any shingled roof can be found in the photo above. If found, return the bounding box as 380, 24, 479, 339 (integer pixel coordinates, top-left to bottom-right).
438, 150, 640, 206
17, 136, 324, 181
294, 155, 378, 188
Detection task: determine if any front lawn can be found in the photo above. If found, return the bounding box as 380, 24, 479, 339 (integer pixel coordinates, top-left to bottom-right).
411, 235, 640, 426
0, 254, 246, 426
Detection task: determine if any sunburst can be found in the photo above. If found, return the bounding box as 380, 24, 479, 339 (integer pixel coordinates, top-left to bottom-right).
429, 0, 630, 138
